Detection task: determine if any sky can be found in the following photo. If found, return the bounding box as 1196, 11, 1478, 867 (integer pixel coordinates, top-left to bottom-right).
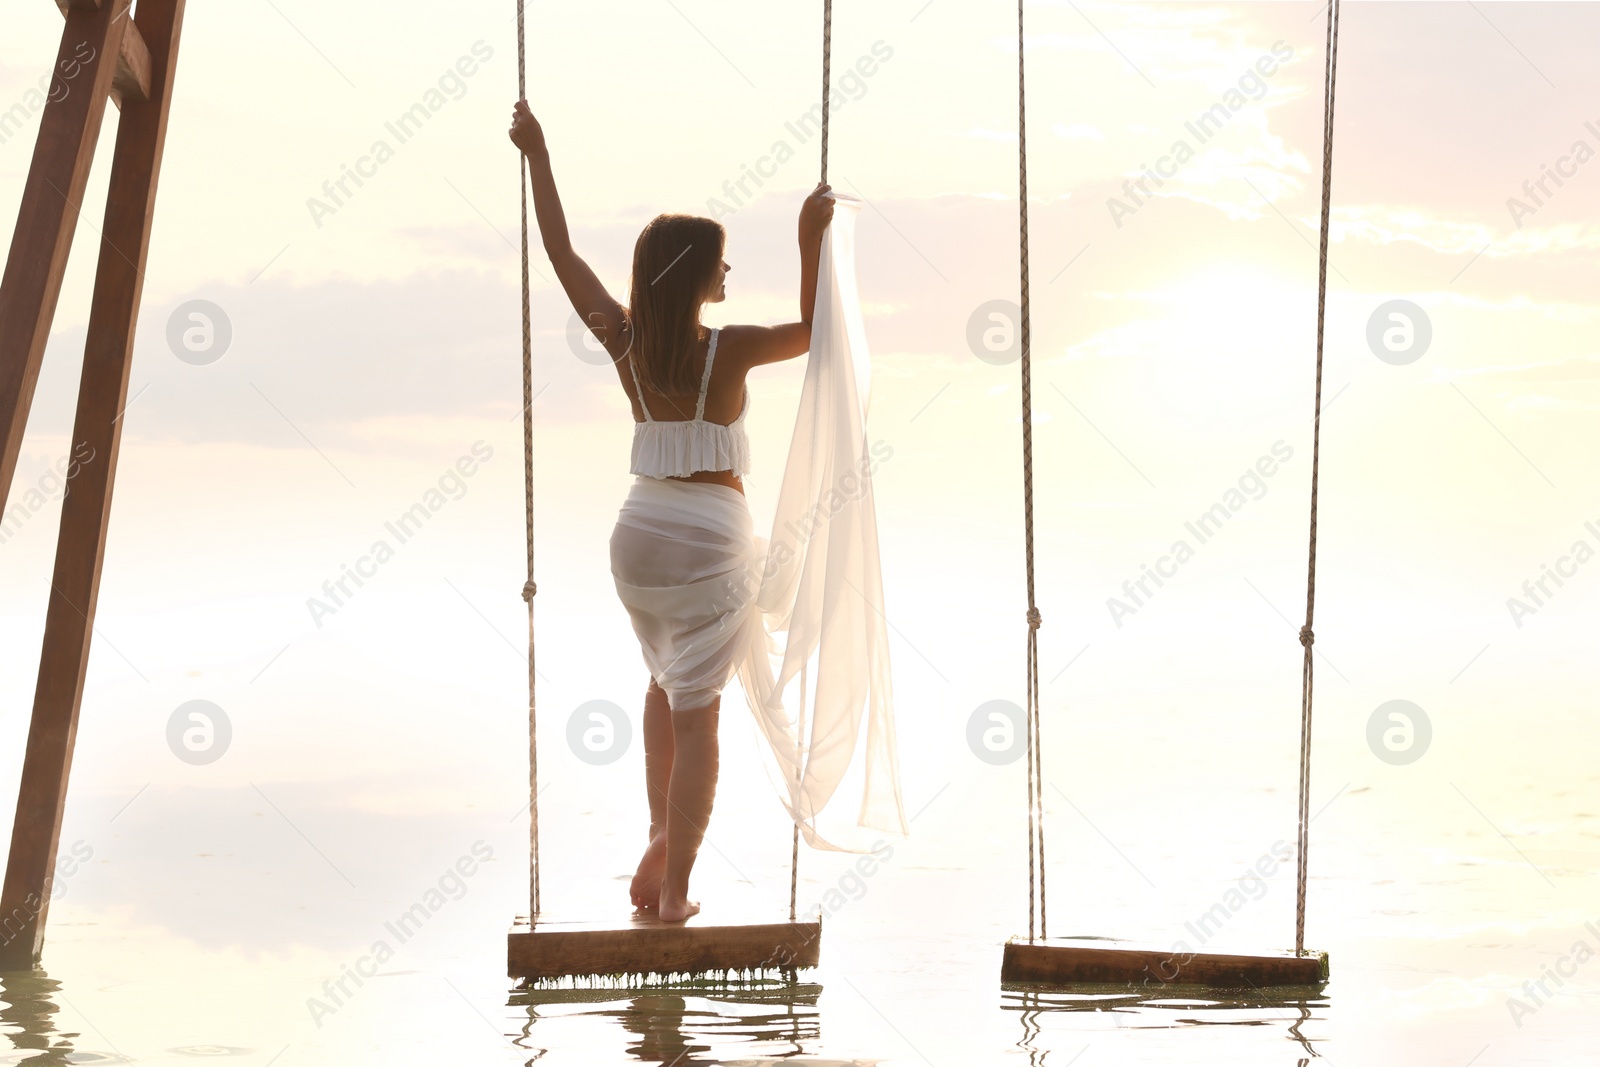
0, 2, 1597, 1061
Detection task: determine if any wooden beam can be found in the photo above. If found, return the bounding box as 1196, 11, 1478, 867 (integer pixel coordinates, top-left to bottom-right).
0, 0, 185, 970
0, 1, 129, 512
111, 18, 151, 104
54, 0, 152, 106
508, 916, 822, 982
1001, 937, 1329, 989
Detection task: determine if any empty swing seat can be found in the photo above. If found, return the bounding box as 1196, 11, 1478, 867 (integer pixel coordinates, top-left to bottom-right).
1001, 936, 1329, 989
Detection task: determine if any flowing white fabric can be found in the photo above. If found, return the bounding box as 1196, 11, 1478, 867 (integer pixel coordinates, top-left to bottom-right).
734, 192, 907, 853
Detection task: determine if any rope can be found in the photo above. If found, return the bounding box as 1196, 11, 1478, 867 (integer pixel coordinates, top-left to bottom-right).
819, 0, 832, 184
789, 663, 809, 921
1296, 0, 1341, 957
790, 0, 835, 926
516, 0, 541, 922
1016, 0, 1046, 943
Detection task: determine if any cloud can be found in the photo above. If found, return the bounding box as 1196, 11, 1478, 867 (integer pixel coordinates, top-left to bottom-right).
1333, 206, 1600, 259
29, 269, 607, 455
1424, 354, 1600, 412
963, 126, 1019, 143
1425, 354, 1600, 385
1054, 122, 1106, 142
17, 180, 1597, 462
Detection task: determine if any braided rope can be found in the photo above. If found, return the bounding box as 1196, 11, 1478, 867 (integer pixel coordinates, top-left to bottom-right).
1296, 0, 1341, 957
1017, 0, 1046, 943
790, 0, 835, 925
516, 0, 541, 922
789, 664, 809, 921
820, 0, 833, 183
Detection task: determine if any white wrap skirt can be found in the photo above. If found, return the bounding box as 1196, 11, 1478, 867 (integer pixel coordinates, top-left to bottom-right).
609, 475, 762, 712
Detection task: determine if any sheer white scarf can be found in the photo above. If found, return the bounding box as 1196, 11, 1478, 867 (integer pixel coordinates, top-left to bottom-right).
735, 193, 908, 853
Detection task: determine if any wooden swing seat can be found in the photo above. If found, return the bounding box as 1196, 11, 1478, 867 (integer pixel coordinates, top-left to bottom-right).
1001, 936, 1329, 989
508, 912, 822, 982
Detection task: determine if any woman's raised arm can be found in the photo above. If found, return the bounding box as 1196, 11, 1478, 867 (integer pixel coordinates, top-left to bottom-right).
509, 100, 628, 357
727, 184, 835, 370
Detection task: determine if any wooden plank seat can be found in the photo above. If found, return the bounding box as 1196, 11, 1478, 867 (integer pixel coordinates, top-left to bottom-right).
508, 912, 823, 983
1001, 936, 1329, 990
509, 978, 824, 1006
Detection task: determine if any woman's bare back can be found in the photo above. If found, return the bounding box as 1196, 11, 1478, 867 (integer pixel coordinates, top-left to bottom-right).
614, 325, 750, 492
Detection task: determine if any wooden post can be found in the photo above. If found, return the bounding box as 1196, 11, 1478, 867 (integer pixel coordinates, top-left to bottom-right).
0, 1, 130, 506
0, 0, 186, 970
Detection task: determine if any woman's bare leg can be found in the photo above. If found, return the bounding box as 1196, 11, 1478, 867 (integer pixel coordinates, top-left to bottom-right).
631, 680, 674, 909
658, 697, 720, 922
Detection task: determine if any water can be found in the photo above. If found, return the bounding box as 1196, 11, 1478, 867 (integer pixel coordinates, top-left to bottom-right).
3, 778, 1595, 1064
1, 441, 1595, 1063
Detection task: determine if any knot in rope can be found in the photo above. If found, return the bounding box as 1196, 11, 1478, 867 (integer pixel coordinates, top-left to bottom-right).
521, 580, 537, 603
1026, 606, 1042, 630
1298, 625, 1314, 648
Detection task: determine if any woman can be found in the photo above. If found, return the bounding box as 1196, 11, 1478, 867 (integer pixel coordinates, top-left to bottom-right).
510, 100, 834, 922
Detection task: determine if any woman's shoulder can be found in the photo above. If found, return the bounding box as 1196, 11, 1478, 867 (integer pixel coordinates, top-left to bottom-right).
710, 323, 776, 357
707, 324, 749, 362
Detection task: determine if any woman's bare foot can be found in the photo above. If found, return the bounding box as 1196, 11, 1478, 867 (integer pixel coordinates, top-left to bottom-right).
657, 890, 701, 923
630, 830, 668, 909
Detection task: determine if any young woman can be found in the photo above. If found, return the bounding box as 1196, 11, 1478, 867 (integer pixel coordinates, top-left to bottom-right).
509, 100, 834, 922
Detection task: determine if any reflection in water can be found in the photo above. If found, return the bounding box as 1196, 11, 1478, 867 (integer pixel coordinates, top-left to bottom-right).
0, 969, 76, 1066
1003, 983, 1328, 1064
508, 979, 822, 1065
0, 968, 128, 1066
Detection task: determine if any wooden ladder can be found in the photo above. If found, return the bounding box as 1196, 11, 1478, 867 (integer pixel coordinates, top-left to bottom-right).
0, 0, 186, 969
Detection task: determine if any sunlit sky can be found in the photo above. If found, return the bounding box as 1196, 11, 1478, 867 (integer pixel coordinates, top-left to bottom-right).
0, 2, 1597, 1060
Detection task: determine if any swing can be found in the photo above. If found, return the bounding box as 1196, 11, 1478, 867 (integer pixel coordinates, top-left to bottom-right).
998, 0, 1340, 989
506, 0, 844, 985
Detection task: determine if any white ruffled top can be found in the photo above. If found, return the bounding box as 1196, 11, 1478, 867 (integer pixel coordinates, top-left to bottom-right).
628, 327, 751, 479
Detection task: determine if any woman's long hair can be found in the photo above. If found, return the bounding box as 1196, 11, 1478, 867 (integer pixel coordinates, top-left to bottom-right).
625, 213, 726, 398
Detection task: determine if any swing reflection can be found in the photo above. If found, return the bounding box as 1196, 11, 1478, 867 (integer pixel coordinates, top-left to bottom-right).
507, 979, 824, 1066
1004, 983, 1327, 1062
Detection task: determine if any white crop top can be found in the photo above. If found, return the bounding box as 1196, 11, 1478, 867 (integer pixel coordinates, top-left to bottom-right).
627, 327, 751, 479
